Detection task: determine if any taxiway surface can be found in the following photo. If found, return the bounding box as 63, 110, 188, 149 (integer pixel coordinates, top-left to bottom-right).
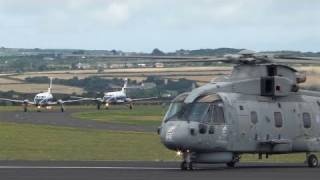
0, 161, 319, 180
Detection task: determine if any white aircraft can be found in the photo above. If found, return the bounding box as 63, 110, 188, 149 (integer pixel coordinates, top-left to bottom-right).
73, 78, 158, 110
0, 78, 79, 112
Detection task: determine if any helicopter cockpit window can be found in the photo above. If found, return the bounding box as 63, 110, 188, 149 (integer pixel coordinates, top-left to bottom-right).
187, 94, 223, 123
164, 102, 184, 122
163, 93, 189, 122
213, 102, 225, 124
187, 103, 210, 122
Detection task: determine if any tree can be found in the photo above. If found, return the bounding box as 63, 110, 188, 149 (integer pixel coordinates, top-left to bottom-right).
151, 48, 165, 56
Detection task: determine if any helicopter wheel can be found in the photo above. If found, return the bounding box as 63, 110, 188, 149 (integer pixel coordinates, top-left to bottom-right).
180, 161, 193, 170
129, 103, 133, 110
61, 107, 64, 112
181, 151, 193, 170
226, 161, 236, 168
227, 154, 240, 168
307, 154, 318, 168
97, 103, 101, 110
23, 106, 27, 112
180, 161, 188, 170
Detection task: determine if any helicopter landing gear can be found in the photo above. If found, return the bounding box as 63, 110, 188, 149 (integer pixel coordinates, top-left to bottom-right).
180, 161, 193, 170
307, 153, 318, 168
226, 154, 240, 168
129, 103, 133, 110
181, 151, 193, 170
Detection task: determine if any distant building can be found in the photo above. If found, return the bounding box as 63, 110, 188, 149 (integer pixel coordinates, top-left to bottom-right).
176, 49, 190, 56
43, 57, 55, 61
110, 64, 126, 69
154, 63, 164, 68
76, 62, 91, 69
138, 63, 147, 68
141, 82, 157, 89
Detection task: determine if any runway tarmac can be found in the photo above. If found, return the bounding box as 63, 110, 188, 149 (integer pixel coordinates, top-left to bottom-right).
0, 110, 157, 132
0, 161, 319, 180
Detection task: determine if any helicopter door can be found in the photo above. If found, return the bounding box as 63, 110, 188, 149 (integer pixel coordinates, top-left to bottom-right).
211, 102, 228, 149
236, 102, 251, 149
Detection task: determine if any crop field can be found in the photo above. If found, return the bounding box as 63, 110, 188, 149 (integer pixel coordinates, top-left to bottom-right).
0, 83, 84, 94
9, 66, 231, 81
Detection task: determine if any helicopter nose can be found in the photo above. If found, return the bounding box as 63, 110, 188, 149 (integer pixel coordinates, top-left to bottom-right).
161, 121, 190, 150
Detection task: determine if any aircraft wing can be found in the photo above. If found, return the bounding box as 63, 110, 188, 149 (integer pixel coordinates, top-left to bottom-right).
48, 98, 96, 105
60, 98, 96, 104
131, 97, 159, 101
0, 98, 33, 104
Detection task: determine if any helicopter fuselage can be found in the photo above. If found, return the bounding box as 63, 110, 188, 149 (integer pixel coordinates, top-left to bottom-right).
159, 63, 320, 168
160, 92, 320, 155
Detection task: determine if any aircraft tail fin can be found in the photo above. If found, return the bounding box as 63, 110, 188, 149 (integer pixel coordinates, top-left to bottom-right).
48, 77, 53, 93
121, 78, 128, 95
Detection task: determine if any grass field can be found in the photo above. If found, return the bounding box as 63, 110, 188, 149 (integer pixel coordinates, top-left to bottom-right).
0, 122, 176, 161
72, 105, 167, 126
0, 122, 318, 163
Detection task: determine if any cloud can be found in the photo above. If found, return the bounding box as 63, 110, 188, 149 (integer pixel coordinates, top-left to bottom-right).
0, 0, 319, 51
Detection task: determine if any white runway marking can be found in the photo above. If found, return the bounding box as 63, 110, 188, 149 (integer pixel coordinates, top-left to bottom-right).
0, 166, 178, 170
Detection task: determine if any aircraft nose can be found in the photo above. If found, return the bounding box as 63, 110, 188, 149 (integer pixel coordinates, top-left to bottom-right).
160, 122, 189, 150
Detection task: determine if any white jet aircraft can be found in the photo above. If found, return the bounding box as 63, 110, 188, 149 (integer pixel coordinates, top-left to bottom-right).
73, 78, 158, 110
0, 78, 79, 112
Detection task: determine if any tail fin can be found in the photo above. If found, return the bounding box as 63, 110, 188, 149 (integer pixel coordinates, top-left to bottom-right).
121, 78, 128, 95
48, 77, 53, 93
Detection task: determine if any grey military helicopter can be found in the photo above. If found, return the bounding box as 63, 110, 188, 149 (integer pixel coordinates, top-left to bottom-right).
158, 50, 320, 170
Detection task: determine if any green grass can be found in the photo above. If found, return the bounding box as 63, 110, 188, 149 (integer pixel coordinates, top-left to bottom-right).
0, 122, 176, 161
72, 105, 167, 126
0, 122, 318, 162
242, 153, 320, 163
0, 106, 23, 112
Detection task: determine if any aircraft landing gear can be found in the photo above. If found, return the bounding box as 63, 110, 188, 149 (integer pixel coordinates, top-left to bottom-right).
129, 103, 133, 110
181, 151, 193, 170
23, 105, 28, 112
307, 153, 318, 168
97, 102, 101, 110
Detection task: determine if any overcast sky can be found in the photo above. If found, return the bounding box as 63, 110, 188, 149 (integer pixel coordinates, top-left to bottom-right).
0, 0, 319, 52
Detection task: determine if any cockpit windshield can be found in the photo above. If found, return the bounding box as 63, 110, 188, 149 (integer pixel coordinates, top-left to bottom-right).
163, 102, 184, 122
163, 94, 225, 124
187, 103, 209, 122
